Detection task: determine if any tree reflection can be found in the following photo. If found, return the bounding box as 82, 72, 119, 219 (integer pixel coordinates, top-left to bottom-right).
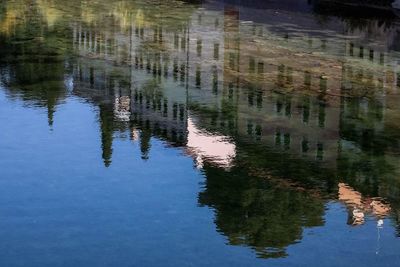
199, 163, 325, 258
0, 0, 70, 127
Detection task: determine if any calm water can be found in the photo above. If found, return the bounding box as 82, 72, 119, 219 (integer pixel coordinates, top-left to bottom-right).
1, 0, 400, 266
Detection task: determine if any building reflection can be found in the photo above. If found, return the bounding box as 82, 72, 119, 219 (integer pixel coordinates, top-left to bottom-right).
67, 2, 400, 257
1, 0, 400, 260
339, 183, 391, 225
186, 116, 235, 169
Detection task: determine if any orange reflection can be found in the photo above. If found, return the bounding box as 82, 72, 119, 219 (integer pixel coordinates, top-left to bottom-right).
338, 183, 390, 226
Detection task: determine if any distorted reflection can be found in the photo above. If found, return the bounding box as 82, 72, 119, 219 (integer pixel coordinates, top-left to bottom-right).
1, 0, 400, 264
339, 183, 391, 226
186, 116, 236, 169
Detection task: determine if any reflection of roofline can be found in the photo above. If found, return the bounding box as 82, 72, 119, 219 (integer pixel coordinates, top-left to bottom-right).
212, 0, 398, 17
313, 0, 398, 19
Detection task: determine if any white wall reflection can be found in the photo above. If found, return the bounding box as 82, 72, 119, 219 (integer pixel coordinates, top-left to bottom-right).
186, 115, 236, 169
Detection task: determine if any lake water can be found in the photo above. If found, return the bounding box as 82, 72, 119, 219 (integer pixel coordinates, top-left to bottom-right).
1, 0, 400, 266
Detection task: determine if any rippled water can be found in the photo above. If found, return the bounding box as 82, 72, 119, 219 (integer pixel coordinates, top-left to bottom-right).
1, 0, 400, 266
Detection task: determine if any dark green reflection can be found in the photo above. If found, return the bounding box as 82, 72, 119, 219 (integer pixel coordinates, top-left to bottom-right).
199, 164, 325, 258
